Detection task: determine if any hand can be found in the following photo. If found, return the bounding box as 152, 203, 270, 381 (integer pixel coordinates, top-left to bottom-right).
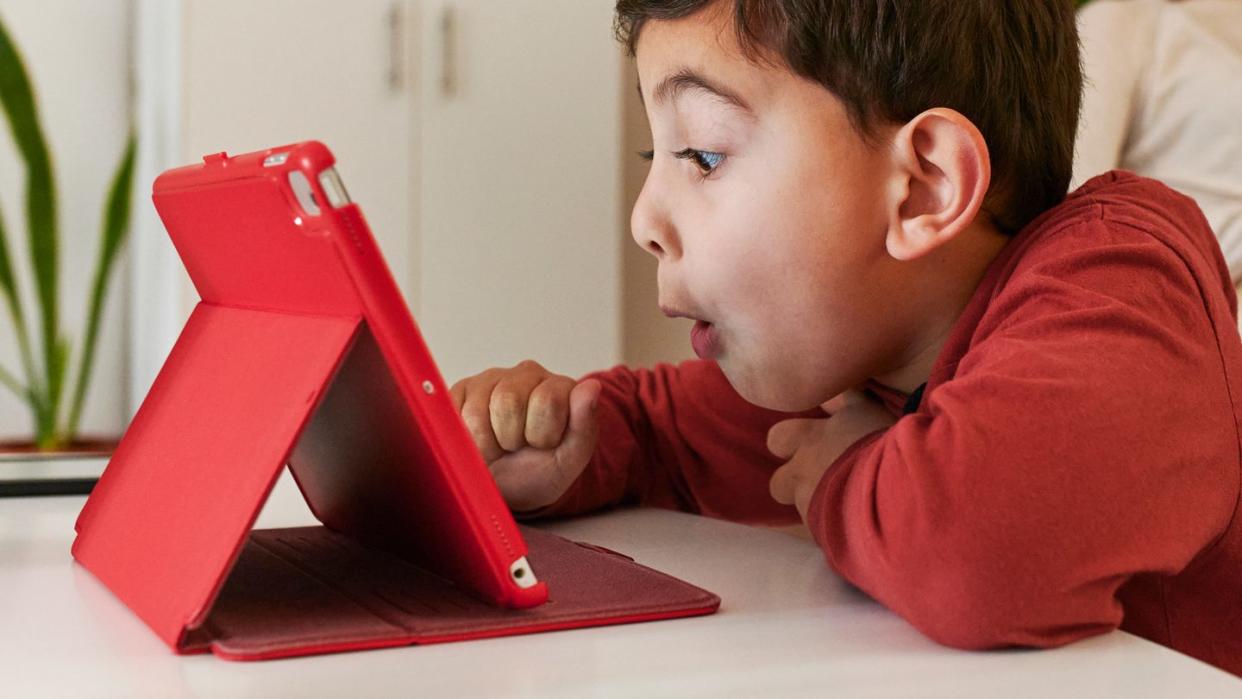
767, 389, 898, 521
450, 360, 601, 512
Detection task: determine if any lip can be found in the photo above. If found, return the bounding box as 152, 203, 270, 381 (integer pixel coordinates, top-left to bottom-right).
689, 320, 720, 359
659, 305, 698, 320
660, 306, 722, 359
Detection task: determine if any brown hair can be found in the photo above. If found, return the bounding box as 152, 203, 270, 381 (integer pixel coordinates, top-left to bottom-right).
615, 0, 1083, 235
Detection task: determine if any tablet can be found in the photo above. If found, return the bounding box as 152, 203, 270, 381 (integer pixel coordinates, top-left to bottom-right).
71, 141, 718, 660
158, 141, 546, 608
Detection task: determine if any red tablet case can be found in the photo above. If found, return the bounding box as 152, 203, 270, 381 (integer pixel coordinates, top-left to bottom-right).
71, 141, 719, 660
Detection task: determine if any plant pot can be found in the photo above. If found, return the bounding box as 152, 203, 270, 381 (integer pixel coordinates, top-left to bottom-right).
0, 437, 117, 497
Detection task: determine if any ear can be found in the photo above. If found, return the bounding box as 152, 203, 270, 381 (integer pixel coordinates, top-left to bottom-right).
884, 108, 991, 261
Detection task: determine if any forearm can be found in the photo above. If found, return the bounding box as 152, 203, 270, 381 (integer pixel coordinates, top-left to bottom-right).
805, 394, 1234, 650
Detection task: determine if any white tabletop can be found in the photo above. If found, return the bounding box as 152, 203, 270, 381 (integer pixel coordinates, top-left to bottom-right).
2, 471, 1240, 698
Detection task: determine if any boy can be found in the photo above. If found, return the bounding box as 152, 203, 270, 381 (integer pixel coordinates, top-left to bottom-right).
450, 0, 1242, 676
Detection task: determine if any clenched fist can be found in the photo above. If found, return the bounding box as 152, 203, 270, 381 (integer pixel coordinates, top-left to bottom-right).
450, 360, 601, 512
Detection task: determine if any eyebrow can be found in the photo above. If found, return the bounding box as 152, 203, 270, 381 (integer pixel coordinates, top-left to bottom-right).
641, 68, 753, 114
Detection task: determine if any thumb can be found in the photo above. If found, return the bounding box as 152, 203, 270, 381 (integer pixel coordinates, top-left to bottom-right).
767, 418, 816, 460
550, 378, 602, 483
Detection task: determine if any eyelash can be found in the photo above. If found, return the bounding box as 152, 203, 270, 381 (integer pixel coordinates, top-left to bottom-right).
637, 148, 726, 178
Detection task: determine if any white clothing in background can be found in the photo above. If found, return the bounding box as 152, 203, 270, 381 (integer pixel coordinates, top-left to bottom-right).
1073, 0, 1242, 282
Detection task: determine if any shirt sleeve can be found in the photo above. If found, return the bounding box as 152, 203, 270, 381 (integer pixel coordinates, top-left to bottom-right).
526, 359, 821, 525
1071, 0, 1158, 189
806, 220, 1239, 649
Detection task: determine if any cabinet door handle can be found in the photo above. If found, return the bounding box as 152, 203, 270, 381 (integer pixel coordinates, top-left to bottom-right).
387, 1, 405, 92
440, 4, 457, 97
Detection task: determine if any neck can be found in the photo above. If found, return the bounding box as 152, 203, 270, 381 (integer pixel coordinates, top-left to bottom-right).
874, 219, 1011, 395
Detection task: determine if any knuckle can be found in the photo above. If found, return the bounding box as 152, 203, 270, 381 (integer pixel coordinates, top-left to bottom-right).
526, 404, 565, 448
461, 410, 494, 444
527, 391, 567, 424
490, 390, 526, 420
514, 359, 545, 375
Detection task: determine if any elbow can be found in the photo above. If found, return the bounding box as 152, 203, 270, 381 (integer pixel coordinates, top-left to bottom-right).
894, 563, 1119, 651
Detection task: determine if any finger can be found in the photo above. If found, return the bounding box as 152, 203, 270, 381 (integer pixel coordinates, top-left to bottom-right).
766, 418, 817, 459
449, 379, 467, 411
459, 374, 506, 462
793, 482, 815, 523
767, 420, 797, 459
822, 388, 869, 414
821, 392, 847, 415
489, 370, 546, 452
769, 461, 796, 505
525, 375, 575, 449
550, 379, 602, 487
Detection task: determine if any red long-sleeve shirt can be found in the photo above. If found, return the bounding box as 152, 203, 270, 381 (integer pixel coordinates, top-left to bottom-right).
535, 171, 1242, 676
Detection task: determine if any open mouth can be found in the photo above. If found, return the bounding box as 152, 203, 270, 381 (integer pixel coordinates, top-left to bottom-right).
659, 305, 721, 359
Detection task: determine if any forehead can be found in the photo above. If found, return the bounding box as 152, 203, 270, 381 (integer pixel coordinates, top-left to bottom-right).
632, 5, 779, 107
631, 7, 864, 143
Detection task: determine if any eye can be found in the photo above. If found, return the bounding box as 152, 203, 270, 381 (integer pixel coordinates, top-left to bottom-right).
674, 148, 725, 176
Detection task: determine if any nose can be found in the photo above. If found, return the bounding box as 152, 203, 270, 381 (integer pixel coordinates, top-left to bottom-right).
630, 172, 681, 261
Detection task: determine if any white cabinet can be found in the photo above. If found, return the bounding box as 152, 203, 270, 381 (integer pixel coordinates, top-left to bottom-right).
179, 0, 416, 299
129, 0, 623, 407
415, 0, 621, 380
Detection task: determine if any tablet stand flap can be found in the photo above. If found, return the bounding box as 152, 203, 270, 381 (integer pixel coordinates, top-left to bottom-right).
71, 302, 360, 650
191, 525, 722, 661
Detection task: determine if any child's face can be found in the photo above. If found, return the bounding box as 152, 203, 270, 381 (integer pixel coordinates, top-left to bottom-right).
633, 6, 910, 411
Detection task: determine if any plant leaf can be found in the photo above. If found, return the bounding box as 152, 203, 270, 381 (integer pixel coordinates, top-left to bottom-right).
0, 195, 20, 314
0, 359, 25, 400
0, 13, 59, 422
0, 197, 38, 396
65, 133, 135, 438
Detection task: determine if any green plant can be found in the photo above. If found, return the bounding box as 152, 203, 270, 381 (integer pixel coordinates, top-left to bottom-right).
0, 16, 135, 451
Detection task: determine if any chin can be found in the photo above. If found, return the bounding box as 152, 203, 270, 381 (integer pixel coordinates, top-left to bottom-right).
717, 359, 823, 412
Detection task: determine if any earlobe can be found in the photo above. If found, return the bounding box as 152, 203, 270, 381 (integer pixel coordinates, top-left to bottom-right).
884, 109, 991, 261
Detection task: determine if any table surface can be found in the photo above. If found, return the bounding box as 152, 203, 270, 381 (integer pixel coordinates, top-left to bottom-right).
3, 470, 1240, 698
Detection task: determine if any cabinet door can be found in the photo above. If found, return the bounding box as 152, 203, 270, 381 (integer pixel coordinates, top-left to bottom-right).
130, 0, 416, 410
415, 0, 622, 381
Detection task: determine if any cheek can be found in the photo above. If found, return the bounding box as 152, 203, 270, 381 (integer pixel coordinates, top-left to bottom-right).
709, 175, 887, 408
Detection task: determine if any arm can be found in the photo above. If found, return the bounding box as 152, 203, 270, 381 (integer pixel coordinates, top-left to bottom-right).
533, 359, 821, 524
807, 224, 1238, 649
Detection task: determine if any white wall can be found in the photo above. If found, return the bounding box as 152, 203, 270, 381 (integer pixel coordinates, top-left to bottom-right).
0, 0, 131, 441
